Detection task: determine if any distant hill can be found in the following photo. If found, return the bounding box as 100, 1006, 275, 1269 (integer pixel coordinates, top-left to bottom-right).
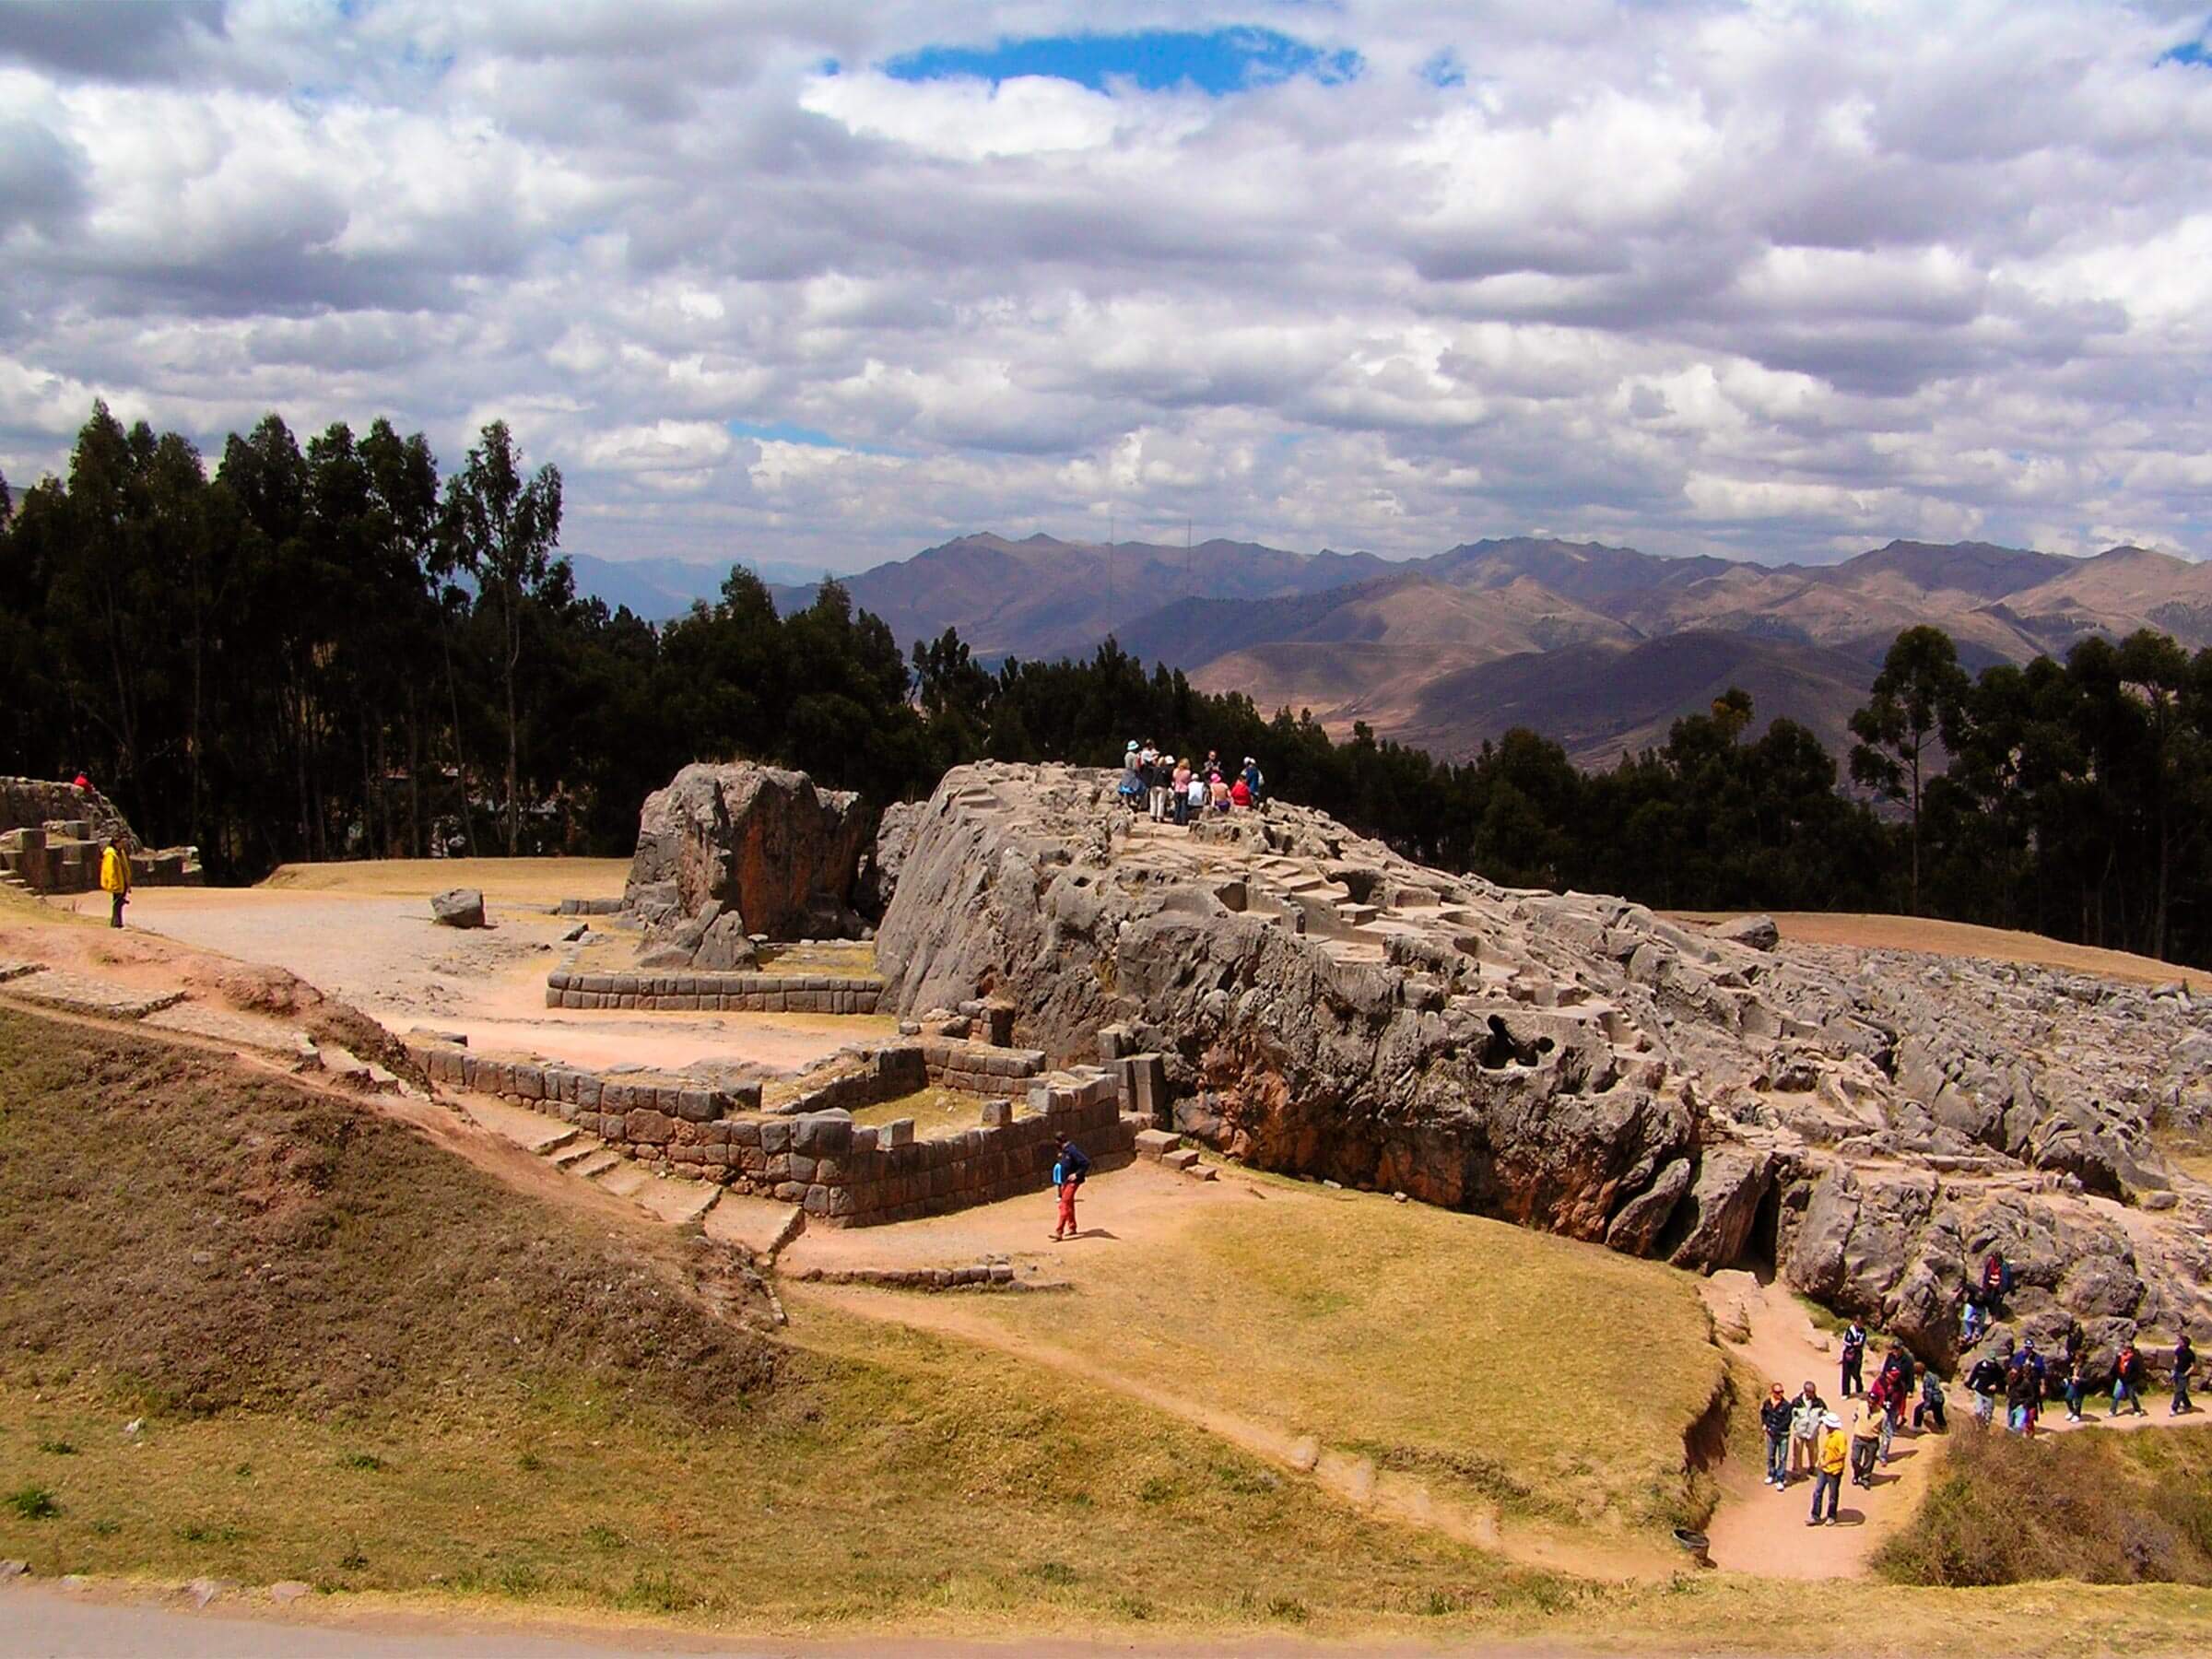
1394, 631, 1879, 767
771, 532, 1390, 663
568, 553, 833, 620
599, 527, 2208, 769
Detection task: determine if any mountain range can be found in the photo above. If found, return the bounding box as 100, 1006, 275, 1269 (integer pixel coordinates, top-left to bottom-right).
582, 530, 2212, 768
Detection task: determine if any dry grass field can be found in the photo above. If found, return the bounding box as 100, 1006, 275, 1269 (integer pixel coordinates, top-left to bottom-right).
1669, 910, 2190, 989
260, 856, 630, 905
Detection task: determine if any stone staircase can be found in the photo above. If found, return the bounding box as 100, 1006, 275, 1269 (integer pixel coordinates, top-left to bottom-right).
458, 1094, 732, 1230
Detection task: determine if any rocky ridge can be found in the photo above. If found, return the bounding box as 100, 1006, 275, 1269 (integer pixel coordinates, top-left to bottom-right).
875, 761, 2212, 1377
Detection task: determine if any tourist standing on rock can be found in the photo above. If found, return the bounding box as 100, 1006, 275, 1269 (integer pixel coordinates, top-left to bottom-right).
1171, 756, 1193, 826
1961, 1289, 1984, 1347
1965, 1350, 2006, 1429
1840, 1321, 1866, 1397
1809, 1411, 1846, 1524
1120, 744, 1147, 813
98, 836, 130, 928
1980, 1251, 2010, 1317
2113, 1336, 2147, 1417
2174, 1330, 2197, 1415
1050, 1137, 1090, 1242
1760, 1383, 1794, 1488
1790, 1382, 1826, 1479
1241, 756, 1264, 800
1185, 769, 1207, 825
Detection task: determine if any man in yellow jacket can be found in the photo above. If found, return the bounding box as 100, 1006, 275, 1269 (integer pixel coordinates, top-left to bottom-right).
1808, 1410, 1847, 1525
99, 838, 130, 929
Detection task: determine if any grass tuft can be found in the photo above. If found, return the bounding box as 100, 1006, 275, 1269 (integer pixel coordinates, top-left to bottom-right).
6, 1484, 59, 1521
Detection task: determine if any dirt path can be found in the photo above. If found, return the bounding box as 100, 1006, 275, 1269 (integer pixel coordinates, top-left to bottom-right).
0, 1583, 1630, 1659
1699, 1272, 2206, 1580
119, 888, 880, 1077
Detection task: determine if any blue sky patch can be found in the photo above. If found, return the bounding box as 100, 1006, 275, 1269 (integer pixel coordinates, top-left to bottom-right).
883, 28, 1362, 95
729, 419, 844, 448
2160, 34, 2208, 65
1420, 49, 1467, 88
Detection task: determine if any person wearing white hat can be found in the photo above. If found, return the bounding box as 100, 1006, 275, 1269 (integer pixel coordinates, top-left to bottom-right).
1808, 1411, 1847, 1525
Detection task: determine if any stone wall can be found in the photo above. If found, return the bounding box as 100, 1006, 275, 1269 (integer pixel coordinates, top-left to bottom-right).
768, 1037, 1046, 1117
0, 777, 136, 847
0, 776, 202, 892
544, 968, 883, 1014
409, 1036, 1125, 1226
408, 1043, 763, 1121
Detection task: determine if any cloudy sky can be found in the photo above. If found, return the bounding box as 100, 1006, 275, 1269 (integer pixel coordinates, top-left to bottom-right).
3, 1, 2209, 572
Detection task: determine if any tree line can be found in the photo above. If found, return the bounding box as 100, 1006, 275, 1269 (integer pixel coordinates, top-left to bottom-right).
4, 405, 2209, 968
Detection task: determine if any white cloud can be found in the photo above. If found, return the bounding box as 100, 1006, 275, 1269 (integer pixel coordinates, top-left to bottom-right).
0, 0, 2208, 569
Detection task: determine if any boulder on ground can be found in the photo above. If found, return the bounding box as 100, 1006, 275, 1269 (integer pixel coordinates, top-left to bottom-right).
625, 762, 873, 960
430, 888, 485, 929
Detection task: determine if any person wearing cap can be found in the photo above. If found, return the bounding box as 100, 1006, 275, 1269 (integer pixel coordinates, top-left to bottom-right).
1808, 1410, 1847, 1524
2005, 1351, 2041, 1434
1839, 1321, 1866, 1397
1759, 1382, 1794, 1488
1965, 1348, 2006, 1429
1119, 744, 1144, 812
1241, 756, 1264, 801
1847, 1397, 1881, 1486
1185, 767, 1207, 826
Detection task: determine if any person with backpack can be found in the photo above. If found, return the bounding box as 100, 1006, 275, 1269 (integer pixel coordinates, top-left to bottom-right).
1789, 1382, 1826, 1480
1840, 1321, 1866, 1397
2170, 1331, 2194, 1416
2113, 1337, 2148, 1417
1049, 1137, 1090, 1242
1809, 1411, 1847, 1525
1759, 1382, 1794, 1488
1241, 757, 1264, 801
1965, 1350, 2006, 1429
1912, 1369, 1947, 1432
1981, 1251, 2011, 1317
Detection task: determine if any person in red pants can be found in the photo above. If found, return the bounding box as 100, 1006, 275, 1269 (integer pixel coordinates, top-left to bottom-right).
1050, 1138, 1090, 1241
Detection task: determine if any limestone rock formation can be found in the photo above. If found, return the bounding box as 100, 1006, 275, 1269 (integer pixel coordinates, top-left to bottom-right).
625, 763, 872, 965
877, 761, 2212, 1371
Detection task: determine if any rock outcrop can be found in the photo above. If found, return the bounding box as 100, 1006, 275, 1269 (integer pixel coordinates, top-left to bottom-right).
877, 762, 2212, 1371
624, 763, 872, 966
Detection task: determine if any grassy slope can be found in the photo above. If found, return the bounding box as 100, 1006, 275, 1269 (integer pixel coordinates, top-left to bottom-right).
0, 1008, 1543, 1629
4, 1010, 2211, 1648
1876, 1422, 2212, 1588
957, 1171, 1727, 1533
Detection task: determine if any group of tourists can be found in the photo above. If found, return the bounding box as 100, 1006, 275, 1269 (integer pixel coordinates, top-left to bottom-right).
1768, 1265, 2198, 1529
1119, 742, 1264, 824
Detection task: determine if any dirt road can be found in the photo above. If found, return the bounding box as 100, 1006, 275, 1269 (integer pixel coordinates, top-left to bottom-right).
0, 1585, 1630, 1659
